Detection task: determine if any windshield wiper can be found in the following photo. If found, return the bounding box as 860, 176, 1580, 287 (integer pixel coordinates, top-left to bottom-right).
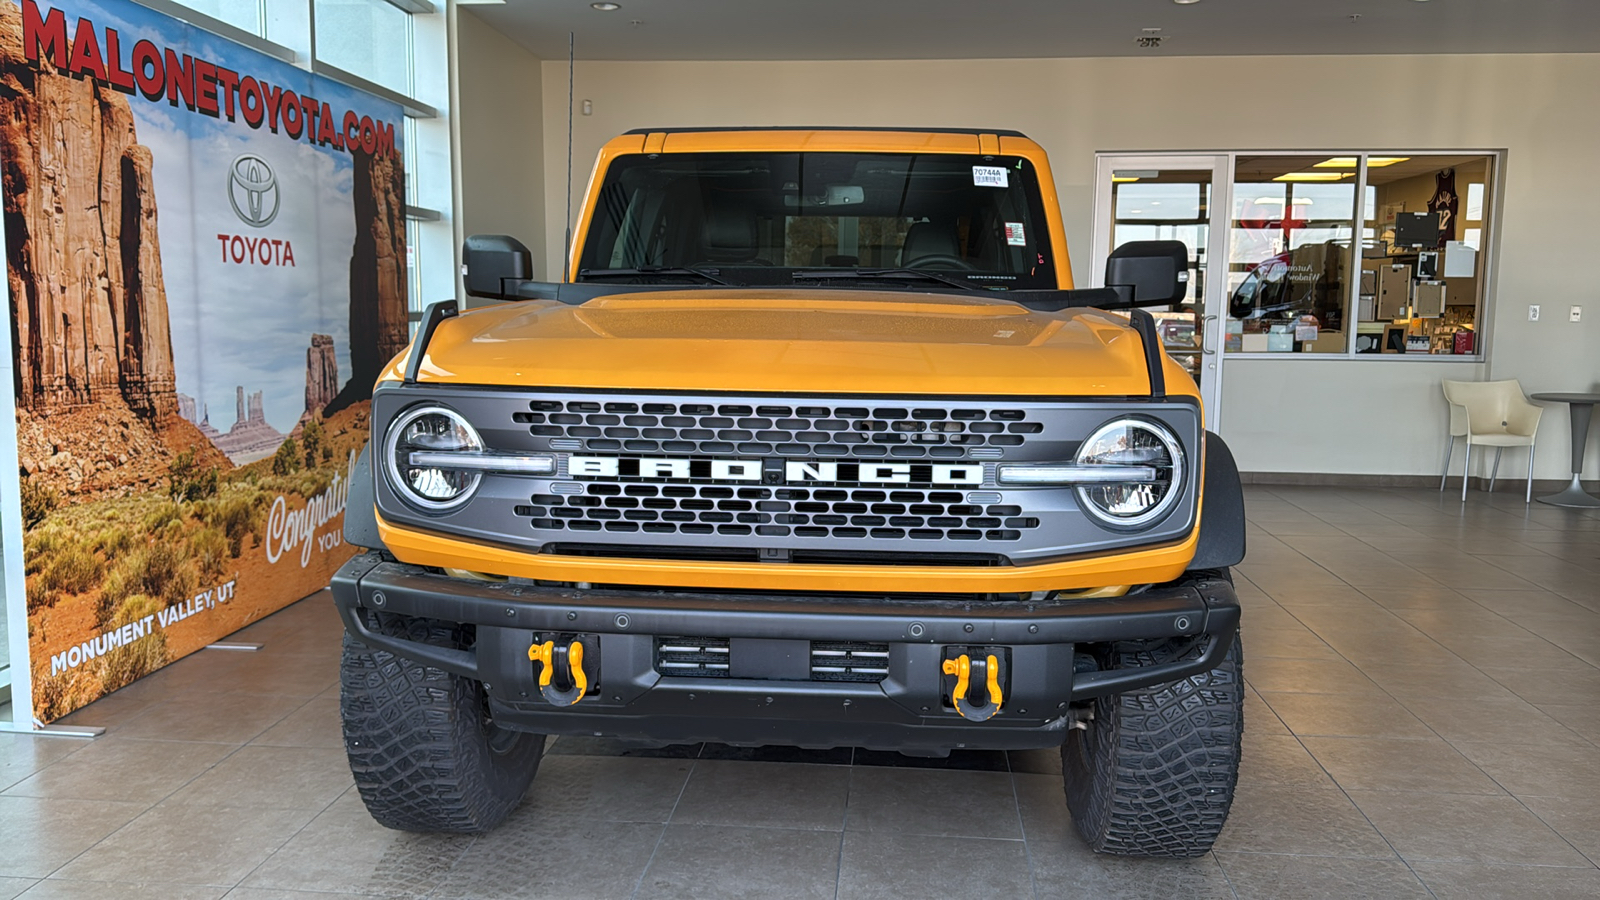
579, 266, 736, 285
792, 268, 978, 292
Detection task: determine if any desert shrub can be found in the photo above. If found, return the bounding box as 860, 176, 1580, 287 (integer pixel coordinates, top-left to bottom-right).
98, 593, 169, 692
260, 467, 334, 500
142, 502, 184, 532
271, 437, 301, 475
38, 541, 105, 595
24, 527, 66, 574
26, 576, 56, 612
20, 476, 59, 528
301, 418, 325, 469
118, 541, 198, 605
91, 525, 136, 561
189, 525, 230, 581
205, 487, 268, 557
166, 449, 219, 503
96, 565, 131, 626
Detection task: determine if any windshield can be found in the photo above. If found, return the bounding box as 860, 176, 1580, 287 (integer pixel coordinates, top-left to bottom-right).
576, 151, 1058, 291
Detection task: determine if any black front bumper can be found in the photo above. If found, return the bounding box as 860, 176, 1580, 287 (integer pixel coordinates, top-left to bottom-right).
330, 553, 1240, 754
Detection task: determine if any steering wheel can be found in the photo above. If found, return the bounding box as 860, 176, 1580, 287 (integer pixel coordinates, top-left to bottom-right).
902, 254, 975, 271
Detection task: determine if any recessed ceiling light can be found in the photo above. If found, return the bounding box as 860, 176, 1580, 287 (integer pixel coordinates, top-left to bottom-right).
1174, 0, 1201, 5
591, 2, 621, 10
1273, 172, 1351, 182
1313, 156, 1410, 169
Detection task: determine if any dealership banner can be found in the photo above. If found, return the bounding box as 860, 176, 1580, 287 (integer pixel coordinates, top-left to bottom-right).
0, 0, 408, 724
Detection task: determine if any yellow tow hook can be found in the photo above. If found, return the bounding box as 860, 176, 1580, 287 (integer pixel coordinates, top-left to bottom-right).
942, 653, 1004, 722
528, 639, 588, 707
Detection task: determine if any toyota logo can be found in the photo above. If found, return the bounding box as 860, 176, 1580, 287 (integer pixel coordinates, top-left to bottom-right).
227, 154, 279, 227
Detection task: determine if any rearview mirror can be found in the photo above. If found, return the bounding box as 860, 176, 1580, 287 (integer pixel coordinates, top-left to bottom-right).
463, 234, 533, 300
1104, 240, 1189, 308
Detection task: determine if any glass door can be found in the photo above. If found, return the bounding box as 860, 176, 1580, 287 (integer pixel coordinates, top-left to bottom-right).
1091, 155, 1231, 432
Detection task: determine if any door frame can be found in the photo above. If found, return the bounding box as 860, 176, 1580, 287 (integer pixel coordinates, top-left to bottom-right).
1090, 154, 1233, 433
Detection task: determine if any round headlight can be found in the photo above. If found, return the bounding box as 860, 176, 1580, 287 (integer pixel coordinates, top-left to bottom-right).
384, 406, 484, 510
1074, 418, 1185, 528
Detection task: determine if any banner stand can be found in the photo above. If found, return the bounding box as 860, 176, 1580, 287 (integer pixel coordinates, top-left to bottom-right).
0, 153, 42, 736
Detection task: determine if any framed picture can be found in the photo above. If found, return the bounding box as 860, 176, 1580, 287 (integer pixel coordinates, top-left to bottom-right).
1382, 323, 1409, 354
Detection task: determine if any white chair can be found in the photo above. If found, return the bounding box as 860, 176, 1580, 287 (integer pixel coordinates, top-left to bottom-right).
1440, 379, 1543, 503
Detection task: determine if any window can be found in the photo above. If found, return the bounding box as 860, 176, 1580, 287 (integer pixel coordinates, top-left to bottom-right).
1225, 153, 1496, 358
174, 0, 263, 35
314, 0, 414, 95
578, 152, 1060, 291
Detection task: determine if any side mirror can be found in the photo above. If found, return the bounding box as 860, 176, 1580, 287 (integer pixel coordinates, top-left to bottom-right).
463, 234, 533, 299
1104, 240, 1189, 308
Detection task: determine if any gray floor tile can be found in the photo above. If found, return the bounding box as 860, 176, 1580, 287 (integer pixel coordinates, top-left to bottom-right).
2, 737, 234, 803
1259, 691, 1436, 739
844, 767, 1020, 838
51, 803, 320, 885
1410, 860, 1600, 899
1244, 655, 1384, 694
0, 879, 33, 900
1239, 733, 1338, 790
1215, 851, 1433, 900
431, 817, 662, 900
1406, 696, 1590, 746
1347, 789, 1591, 866
248, 697, 342, 749
1452, 740, 1600, 800
1211, 784, 1395, 858
1301, 736, 1505, 794
165, 745, 353, 810
0, 735, 87, 794
522, 755, 693, 824
670, 760, 848, 830
836, 831, 1031, 900
107, 692, 308, 746
17, 883, 226, 899
239, 789, 472, 898
1519, 793, 1600, 864
635, 824, 840, 900
222, 889, 387, 900
0, 796, 150, 879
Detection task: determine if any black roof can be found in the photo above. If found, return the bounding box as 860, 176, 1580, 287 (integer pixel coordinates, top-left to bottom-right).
622, 126, 1029, 138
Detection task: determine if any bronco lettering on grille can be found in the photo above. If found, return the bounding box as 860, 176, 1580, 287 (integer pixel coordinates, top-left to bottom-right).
567, 456, 983, 485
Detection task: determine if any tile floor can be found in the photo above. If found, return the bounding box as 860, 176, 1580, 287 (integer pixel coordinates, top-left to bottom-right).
1, 485, 1599, 898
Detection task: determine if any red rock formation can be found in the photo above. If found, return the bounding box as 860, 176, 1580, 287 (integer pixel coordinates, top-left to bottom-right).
305, 333, 339, 415
0, 2, 177, 422
330, 147, 408, 412
211, 385, 284, 464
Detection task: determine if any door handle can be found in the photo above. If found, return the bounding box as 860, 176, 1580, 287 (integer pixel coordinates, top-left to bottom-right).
1201, 315, 1218, 355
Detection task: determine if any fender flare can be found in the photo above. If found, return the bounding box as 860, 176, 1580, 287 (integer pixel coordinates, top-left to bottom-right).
344, 442, 386, 551
1191, 431, 1247, 570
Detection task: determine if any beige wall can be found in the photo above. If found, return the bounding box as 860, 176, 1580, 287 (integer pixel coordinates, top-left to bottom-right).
453, 10, 546, 278
465, 51, 1600, 479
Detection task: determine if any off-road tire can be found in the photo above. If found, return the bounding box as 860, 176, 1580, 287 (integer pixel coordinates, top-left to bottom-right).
1061, 613, 1243, 858
340, 611, 546, 833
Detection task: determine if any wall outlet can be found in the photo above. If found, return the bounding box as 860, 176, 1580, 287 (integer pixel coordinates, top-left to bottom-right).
1529, 304, 1541, 321
1572, 305, 1583, 323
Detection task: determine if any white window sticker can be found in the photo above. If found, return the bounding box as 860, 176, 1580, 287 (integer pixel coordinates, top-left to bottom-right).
1004, 222, 1027, 246
972, 166, 1009, 188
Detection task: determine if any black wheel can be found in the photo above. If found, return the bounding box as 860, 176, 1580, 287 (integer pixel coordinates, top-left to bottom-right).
1061, 617, 1243, 858
340, 611, 546, 833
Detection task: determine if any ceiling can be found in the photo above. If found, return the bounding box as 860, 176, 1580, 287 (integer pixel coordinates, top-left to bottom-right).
465, 0, 1600, 62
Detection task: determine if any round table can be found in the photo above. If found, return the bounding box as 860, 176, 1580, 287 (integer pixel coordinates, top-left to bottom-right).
1531, 392, 1600, 508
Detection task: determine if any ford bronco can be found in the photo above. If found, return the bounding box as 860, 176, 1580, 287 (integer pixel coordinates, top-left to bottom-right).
333, 127, 1246, 858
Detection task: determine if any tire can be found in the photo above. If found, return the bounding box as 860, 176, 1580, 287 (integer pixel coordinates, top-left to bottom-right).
340, 611, 546, 833
1061, 618, 1243, 858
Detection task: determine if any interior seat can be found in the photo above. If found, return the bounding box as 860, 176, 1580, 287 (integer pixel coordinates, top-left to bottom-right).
700, 205, 766, 265
899, 222, 963, 266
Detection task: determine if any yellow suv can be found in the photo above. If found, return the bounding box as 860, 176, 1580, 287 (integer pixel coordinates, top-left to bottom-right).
333, 127, 1246, 858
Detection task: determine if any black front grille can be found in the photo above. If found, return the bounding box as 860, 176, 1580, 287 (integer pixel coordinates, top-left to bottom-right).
655, 637, 729, 677
512, 400, 1040, 460
653, 637, 891, 684
516, 484, 1040, 543
810, 641, 891, 682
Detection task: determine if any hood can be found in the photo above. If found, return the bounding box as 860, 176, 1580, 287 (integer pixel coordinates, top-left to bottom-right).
399, 289, 1173, 397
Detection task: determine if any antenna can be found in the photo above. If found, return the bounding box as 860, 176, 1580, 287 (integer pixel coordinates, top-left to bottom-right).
562, 32, 575, 283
